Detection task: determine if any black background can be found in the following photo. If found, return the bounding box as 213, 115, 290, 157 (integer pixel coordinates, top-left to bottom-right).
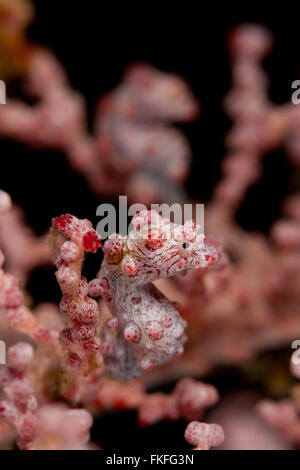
0, 1, 299, 448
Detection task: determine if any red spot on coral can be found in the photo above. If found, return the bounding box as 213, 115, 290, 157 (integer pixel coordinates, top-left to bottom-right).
84, 337, 101, 353
88, 278, 103, 297
82, 230, 101, 253
59, 328, 73, 346
53, 214, 75, 236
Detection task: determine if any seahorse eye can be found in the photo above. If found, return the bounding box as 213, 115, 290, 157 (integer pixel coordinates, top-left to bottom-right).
182, 242, 189, 249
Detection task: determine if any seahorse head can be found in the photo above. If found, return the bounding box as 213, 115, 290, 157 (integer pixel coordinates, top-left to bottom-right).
102, 210, 218, 284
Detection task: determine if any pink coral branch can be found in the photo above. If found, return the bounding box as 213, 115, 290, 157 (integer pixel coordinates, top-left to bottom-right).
49, 214, 103, 383
0, 342, 96, 449
0, 190, 55, 343
0, 204, 50, 285
0, 246, 56, 345
184, 421, 225, 450
0, 342, 38, 449
94, 376, 219, 429
257, 399, 300, 445
256, 357, 300, 446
